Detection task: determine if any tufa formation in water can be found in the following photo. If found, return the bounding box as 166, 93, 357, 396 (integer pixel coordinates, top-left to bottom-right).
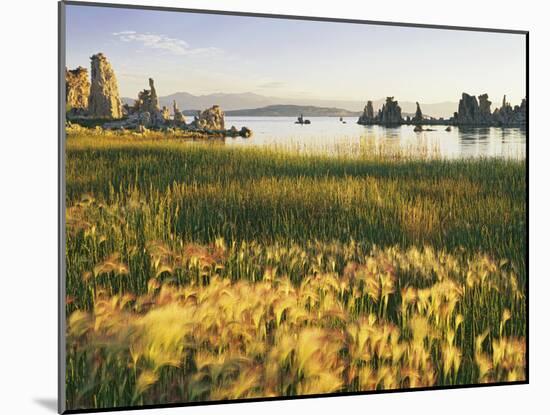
357, 101, 375, 125
377, 97, 403, 125
358, 93, 526, 127
492, 95, 527, 126
193, 105, 225, 130
452, 93, 526, 126
357, 97, 403, 125
412, 102, 423, 125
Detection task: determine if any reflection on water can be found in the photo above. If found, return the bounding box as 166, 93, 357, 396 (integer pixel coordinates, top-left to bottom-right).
223, 116, 526, 159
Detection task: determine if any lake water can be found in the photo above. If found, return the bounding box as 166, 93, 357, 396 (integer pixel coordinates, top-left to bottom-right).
223, 116, 526, 159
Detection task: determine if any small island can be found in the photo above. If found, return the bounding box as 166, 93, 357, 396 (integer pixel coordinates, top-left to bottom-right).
357, 95, 526, 128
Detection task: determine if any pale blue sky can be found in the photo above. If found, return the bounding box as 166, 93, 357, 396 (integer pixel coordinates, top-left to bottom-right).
65, 4, 526, 105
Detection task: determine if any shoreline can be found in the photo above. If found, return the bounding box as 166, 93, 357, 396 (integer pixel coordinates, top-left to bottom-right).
223, 115, 527, 128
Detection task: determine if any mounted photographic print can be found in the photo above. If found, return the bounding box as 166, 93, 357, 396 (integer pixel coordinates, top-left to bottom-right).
58, 1, 528, 413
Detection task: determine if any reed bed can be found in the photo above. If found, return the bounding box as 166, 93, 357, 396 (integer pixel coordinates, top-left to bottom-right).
65, 132, 526, 410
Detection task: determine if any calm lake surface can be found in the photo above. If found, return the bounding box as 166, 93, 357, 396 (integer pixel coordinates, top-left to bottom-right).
223, 116, 526, 159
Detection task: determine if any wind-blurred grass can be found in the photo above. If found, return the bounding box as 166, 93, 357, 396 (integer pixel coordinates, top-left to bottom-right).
65, 132, 526, 410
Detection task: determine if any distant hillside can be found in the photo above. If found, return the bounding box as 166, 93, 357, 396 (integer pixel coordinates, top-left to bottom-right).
175, 106, 360, 117
175, 106, 415, 118
225, 105, 360, 117
122, 92, 274, 112
122, 91, 458, 119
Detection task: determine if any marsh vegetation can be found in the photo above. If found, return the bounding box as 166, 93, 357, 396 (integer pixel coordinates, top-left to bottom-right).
65, 132, 526, 410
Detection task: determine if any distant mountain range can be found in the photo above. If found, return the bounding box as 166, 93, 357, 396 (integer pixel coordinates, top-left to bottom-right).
122, 91, 458, 119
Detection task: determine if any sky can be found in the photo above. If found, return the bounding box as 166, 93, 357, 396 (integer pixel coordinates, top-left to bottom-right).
65, 4, 527, 105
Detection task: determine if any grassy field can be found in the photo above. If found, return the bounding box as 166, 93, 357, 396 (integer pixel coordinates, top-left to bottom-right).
65, 131, 526, 410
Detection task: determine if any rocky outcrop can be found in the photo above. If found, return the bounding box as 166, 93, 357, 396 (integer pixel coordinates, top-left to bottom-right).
455, 93, 492, 125
358, 97, 404, 125
122, 103, 132, 116
66, 66, 89, 111
514, 98, 527, 125
149, 78, 160, 112
103, 108, 170, 130
88, 53, 122, 119
161, 106, 170, 121
412, 102, 423, 124
103, 111, 150, 130
493, 95, 512, 126
134, 78, 161, 114
295, 114, 311, 125
240, 126, 252, 137
173, 100, 186, 125
134, 91, 152, 113
456, 93, 479, 124
454, 92, 526, 126
493, 95, 527, 126
357, 101, 375, 125
227, 126, 253, 137
130, 78, 168, 127
413, 125, 436, 132
377, 97, 403, 125
193, 105, 225, 130
353, 92, 526, 127
103, 92, 251, 137
80, 64, 245, 136
478, 94, 493, 124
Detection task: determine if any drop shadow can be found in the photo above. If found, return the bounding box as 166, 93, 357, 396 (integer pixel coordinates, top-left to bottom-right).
34, 398, 57, 413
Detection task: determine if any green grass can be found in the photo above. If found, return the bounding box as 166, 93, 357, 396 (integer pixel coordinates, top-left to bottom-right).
66, 134, 525, 269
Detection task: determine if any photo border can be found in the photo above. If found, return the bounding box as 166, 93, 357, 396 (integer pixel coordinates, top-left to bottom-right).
58, 1, 529, 413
